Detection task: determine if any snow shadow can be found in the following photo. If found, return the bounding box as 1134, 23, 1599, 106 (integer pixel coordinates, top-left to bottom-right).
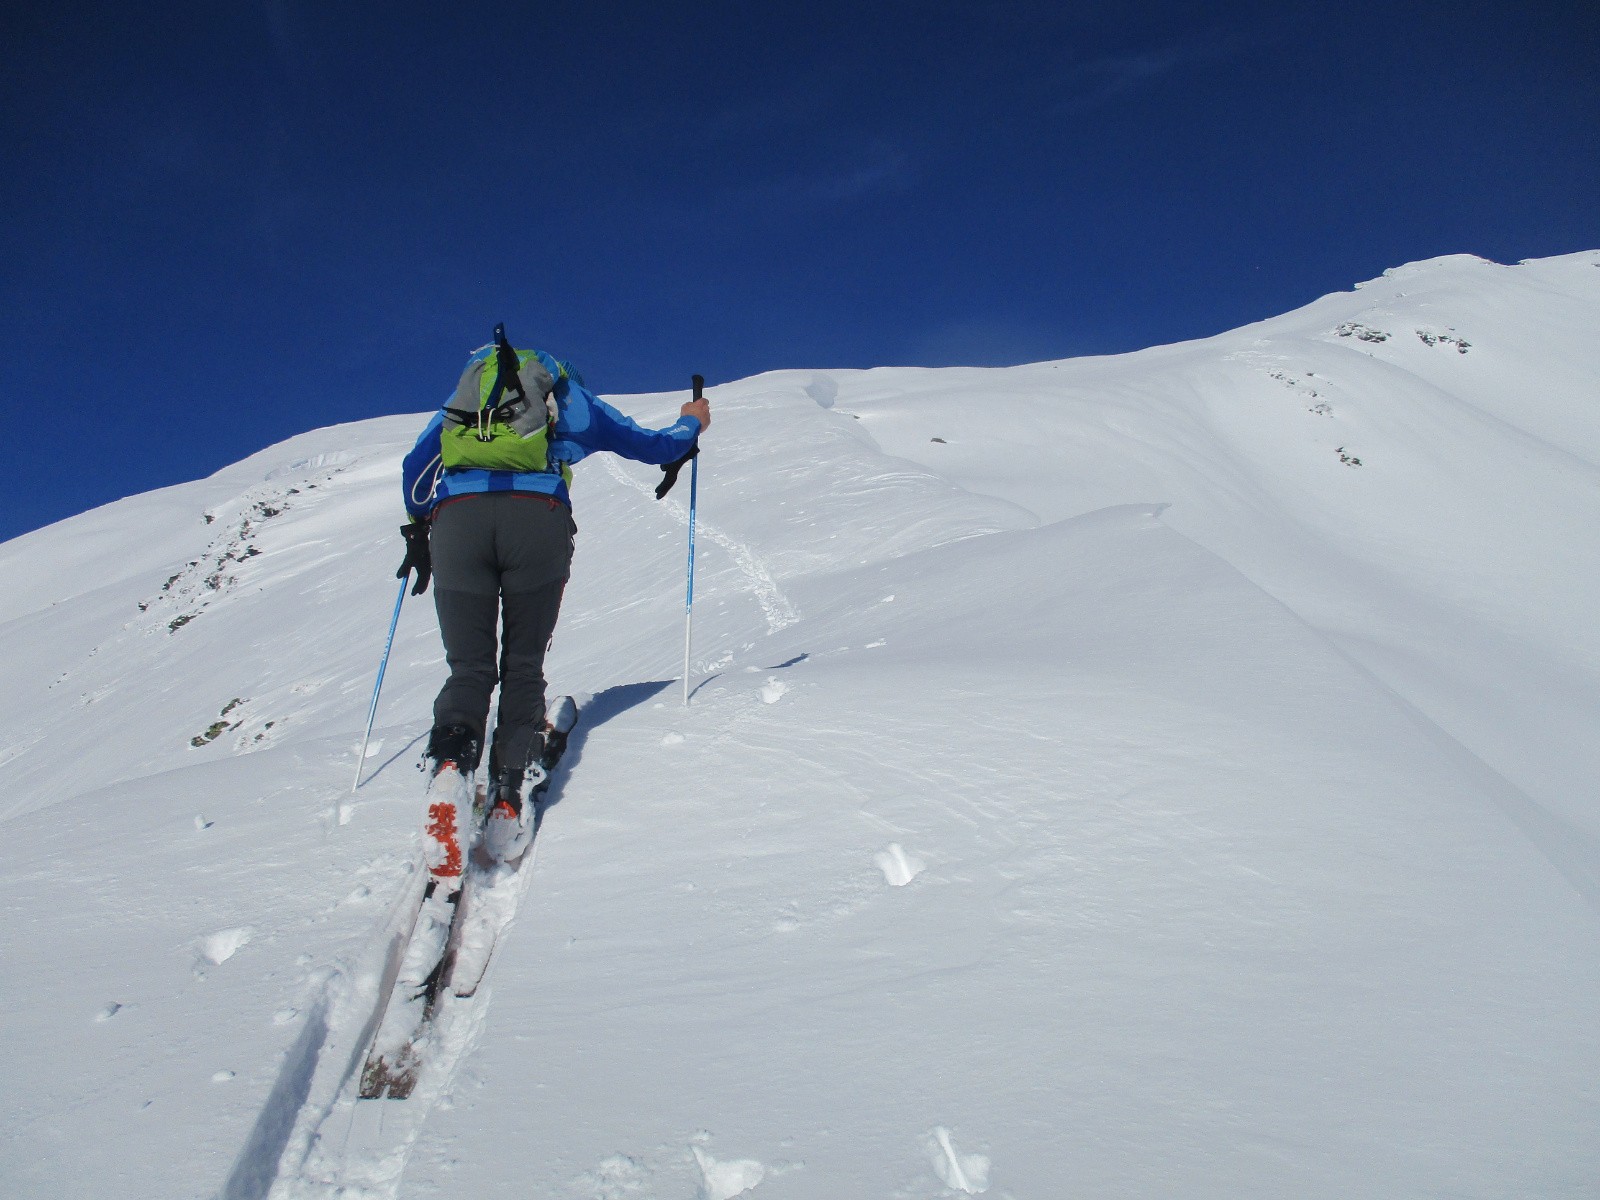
360, 729, 427, 789
687, 673, 723, 702
359, 681, 675, 797
219, 996, 331, 1200
536, 680, 673, 815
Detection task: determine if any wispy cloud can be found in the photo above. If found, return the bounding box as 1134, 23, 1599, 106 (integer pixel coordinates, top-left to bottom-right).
804, 147, 917, 204
698, 85, 838, 144
1053, 40, 1243, 113
717, 141, 919, 213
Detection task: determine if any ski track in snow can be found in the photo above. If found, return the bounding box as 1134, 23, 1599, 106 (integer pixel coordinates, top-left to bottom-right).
603, 457, 800, 633
229, 801, 557, 1199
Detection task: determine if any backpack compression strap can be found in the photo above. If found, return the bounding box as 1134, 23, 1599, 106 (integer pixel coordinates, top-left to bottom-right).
503, 323, 562, 434
491, 322, 526, 412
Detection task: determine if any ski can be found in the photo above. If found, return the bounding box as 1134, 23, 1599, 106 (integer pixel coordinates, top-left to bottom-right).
357, 876, 464, 1098
452, 697, 578, 998
450, 785, 547, 1000
357, 698, 578, 1096
449, 866, 521, 999
358, 761, 474, 1100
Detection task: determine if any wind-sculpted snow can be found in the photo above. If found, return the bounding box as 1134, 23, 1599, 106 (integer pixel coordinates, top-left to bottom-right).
769, 253, 1600, 852
0, 253, 1597, 1198
401, 503, 1599, 1197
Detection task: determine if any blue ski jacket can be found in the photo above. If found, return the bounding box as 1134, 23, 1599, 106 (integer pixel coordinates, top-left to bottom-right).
402, 348, 701, 521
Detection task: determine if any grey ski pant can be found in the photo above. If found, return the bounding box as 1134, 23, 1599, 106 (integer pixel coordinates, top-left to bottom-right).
429, 493, 575, 775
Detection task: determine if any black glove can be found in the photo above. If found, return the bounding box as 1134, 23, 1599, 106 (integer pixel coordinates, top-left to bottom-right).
655, 444, 699, 500
398, 522, 431, 595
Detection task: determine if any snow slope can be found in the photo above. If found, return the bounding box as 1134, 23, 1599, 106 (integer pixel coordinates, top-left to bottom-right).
1, 252, 1596, 1198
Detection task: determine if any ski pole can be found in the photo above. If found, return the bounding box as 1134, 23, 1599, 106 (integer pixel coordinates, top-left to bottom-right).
681, 374, 703, 706
352, 575, 408, 793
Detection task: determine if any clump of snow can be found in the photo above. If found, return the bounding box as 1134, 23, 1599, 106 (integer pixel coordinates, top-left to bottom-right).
197, 927, 253, 966
198, 928, 254, 966
693, 1145, 766, 1199
874, 843, 925, 886
927, 1126, 990, 1194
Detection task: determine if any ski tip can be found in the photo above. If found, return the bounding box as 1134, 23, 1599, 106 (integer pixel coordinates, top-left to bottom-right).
387, 1077, 419, 1100
359, 1058, 419, 1100
359, 1056, 391, 1098
547, 694, 579, 734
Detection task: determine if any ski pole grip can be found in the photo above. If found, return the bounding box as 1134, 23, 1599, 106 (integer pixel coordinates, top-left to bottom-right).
692, 374, 704, 401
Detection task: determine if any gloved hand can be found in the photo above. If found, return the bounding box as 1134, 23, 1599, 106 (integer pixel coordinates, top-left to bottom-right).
655, 444, 699, 500
397, 522, 431, 595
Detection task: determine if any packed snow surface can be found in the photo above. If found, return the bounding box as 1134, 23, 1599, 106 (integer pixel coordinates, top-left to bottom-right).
2, 252, 1597, 1198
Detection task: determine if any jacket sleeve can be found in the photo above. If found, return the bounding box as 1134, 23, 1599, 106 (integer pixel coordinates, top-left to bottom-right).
561, 378, 702, 466
401, 412, 445, 521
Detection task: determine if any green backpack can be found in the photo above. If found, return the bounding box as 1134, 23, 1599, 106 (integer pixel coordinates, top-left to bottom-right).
440, 324, 563, 474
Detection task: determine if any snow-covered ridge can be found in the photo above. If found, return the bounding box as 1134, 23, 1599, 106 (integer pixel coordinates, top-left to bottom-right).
2, 251, 1596, 1198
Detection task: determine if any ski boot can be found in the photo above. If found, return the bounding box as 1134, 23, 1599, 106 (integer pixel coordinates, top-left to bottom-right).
482, 698, 578, 863
422, 724, 479, 885
482, 749, 543, 864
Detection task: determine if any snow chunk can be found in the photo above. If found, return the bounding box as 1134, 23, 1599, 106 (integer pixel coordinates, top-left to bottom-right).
759, 678, 788, 705
692, 1146, 765, 1199
927, 1127, 989, 1194
197, 926, 252, 965
874, 844, 925, 887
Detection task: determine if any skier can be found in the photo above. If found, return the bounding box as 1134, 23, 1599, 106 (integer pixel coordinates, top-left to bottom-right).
397, 327, 708, 859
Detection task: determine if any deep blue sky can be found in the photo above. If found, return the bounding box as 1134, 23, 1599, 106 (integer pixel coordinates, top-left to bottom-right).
2, 1, 1595, 542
